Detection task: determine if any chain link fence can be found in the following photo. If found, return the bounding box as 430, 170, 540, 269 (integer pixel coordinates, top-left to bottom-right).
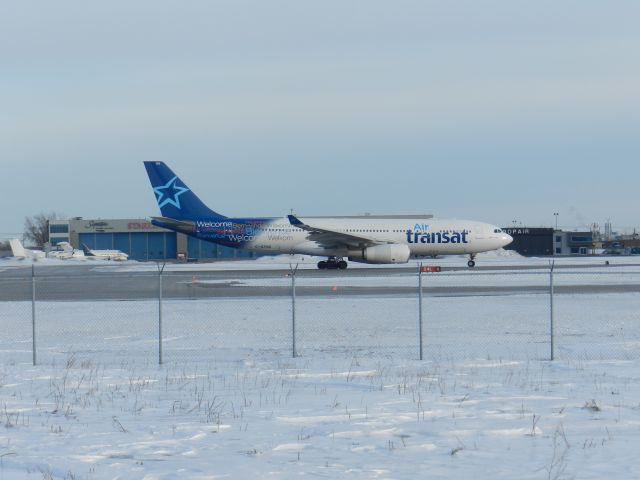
1, 263, 638, 365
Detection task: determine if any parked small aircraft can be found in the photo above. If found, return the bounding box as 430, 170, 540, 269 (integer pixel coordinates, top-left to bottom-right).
9, 239, 85, 260
81, 244, 129, 261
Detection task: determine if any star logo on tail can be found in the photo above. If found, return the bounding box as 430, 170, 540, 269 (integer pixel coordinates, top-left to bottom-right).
153, 176, 189, 209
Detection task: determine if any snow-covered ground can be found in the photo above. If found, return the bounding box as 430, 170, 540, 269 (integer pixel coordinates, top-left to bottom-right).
2, 293, 639, 364
1, 283, 640, 478
90, 250, 637, 273
2, 351, 640, 479
3, 248, 637, 274
185, 267, 640, 289
0, 257, 140, 272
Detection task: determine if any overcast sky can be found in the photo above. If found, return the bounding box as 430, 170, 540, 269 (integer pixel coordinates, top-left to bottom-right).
2, 1, 639, 236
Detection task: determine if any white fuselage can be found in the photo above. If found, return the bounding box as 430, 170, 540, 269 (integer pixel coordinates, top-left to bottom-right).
84, 249, 129, 261
223, 217, 512, 259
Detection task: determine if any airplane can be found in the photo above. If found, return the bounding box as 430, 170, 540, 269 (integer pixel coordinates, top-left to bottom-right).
9, 239, 45, 260
9, 239, 85, 260
81, 244, 129, 261
144, 161, 513, 269
50, 241, 85, 259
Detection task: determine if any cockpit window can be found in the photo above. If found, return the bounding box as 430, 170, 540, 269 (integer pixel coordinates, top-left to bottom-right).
494, 228, 503, 233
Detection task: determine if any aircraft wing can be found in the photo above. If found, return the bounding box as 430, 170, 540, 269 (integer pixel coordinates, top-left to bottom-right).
287, 215, 383, 249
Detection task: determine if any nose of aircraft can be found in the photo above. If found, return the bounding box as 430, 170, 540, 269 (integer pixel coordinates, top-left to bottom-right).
502, 233, 513, 247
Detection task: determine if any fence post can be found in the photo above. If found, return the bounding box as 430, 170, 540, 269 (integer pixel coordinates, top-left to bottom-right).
418, 263, 423, 361
31, 264, 36, 366
290, 264, 298, 358
549, 260, 555, 361
158, 263, 166, 365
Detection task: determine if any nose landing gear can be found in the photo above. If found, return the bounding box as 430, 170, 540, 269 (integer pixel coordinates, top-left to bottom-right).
467, 254, 476, 268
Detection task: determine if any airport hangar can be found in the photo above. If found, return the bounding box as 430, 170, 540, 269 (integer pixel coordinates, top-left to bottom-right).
48, 218, 595, 261
49, 218, 257, 261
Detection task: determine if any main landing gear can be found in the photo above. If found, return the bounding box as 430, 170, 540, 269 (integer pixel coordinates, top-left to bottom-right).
318, 257, 348, 270
467, 254, 476, 268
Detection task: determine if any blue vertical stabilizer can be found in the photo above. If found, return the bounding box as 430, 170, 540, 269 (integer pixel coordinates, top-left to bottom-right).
143, 162, 226, 219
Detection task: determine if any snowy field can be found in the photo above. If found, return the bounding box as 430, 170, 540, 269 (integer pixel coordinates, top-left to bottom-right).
1, 254, 640, 478
188, 267, 640, 289
2, 248, 636, 274
1, 286, 640, 478
2, 347, 640, 479
89, 250, 636, 273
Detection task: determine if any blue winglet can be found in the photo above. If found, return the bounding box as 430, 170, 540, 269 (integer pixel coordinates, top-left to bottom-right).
287, 215, 303, 226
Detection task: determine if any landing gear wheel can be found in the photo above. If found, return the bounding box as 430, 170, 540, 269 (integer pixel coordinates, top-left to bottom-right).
337, 260, 348, 270
318, 261, 327, 269
467, 253, 476, 268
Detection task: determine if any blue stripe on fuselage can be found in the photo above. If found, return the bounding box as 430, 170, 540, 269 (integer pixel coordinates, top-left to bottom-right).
171, 217, 278, 248
196, 218, 270, 247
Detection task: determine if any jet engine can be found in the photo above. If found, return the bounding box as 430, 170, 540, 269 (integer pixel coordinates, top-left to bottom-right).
349, 244, 411, 264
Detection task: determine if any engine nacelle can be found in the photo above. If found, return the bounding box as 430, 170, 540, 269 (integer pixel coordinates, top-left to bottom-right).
349, 244, 411, 264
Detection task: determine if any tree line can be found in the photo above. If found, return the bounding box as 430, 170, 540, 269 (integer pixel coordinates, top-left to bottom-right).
0, 212, 63, 251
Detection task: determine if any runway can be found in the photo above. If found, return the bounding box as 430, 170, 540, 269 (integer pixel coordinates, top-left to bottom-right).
1, 261, 639, 301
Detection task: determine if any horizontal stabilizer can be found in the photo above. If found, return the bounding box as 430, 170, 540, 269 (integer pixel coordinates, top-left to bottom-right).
151, 216, 197, 233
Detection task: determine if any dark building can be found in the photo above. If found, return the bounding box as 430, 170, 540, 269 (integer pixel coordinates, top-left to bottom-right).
501, 227, 554, 256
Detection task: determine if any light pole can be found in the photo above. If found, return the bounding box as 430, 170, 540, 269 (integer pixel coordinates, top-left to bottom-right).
554, 212, 559, 230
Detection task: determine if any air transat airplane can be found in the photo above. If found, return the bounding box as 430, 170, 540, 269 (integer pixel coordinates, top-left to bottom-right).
144, 162, 513, 269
